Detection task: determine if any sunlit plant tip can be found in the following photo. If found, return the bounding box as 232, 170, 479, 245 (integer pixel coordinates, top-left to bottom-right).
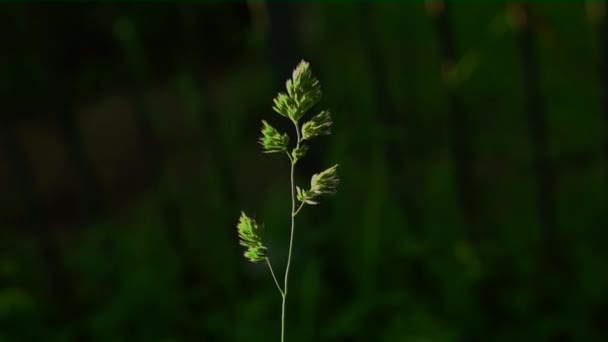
275, 60, 322, 123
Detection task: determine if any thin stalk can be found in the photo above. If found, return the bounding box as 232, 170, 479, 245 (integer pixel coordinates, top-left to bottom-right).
281, 121, 301, 342
293, 201, 305, 217
240, 61, 335, 342
265, 257, 284, 296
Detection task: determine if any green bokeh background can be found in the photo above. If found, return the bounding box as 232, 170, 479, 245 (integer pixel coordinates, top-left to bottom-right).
1, 2, 607, 341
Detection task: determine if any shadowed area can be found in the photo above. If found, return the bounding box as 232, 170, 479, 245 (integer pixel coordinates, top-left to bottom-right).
1, 2, 607, 341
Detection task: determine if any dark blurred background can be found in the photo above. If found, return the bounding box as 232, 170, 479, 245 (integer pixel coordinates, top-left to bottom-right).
1, 2, 608, 341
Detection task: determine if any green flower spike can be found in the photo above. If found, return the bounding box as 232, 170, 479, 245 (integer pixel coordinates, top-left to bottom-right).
310, 164, 340, 196
302, 110, 332, 140
297, 164, 339, 205
273, 60, 321, 123
260, 120, 289, 153
272, 92, 297, 120
291, 145, 309, 163
237, 212, 267, 263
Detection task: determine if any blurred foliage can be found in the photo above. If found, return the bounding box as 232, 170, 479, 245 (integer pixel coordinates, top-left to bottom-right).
1, 2, 608, 341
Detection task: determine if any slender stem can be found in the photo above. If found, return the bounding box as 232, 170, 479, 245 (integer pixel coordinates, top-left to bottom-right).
281, 121, 301, 342
281, 289, 287, 342
293, 201, 305, 217
265, 257, 284, 296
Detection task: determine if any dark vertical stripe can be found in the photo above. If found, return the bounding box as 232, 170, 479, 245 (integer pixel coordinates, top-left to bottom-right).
45, 9, 105, 219
599, 7, 608, 185
0, 120, 38, 229
517, 5, 557, 236
0, 118, 73, 336
267, 2, 301, 81
427, 1, 479, 234
112, 13, 186, 256
592, 5, 608, 337
359, 2, 423, 231
55, 108, 105, 218
512, 4, 571, 321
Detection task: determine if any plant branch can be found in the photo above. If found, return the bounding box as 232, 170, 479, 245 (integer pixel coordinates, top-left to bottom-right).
265, 257, 284, 296
238, 61, 337, 342
293, 201, 305, 217
281, 121, 301, 342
